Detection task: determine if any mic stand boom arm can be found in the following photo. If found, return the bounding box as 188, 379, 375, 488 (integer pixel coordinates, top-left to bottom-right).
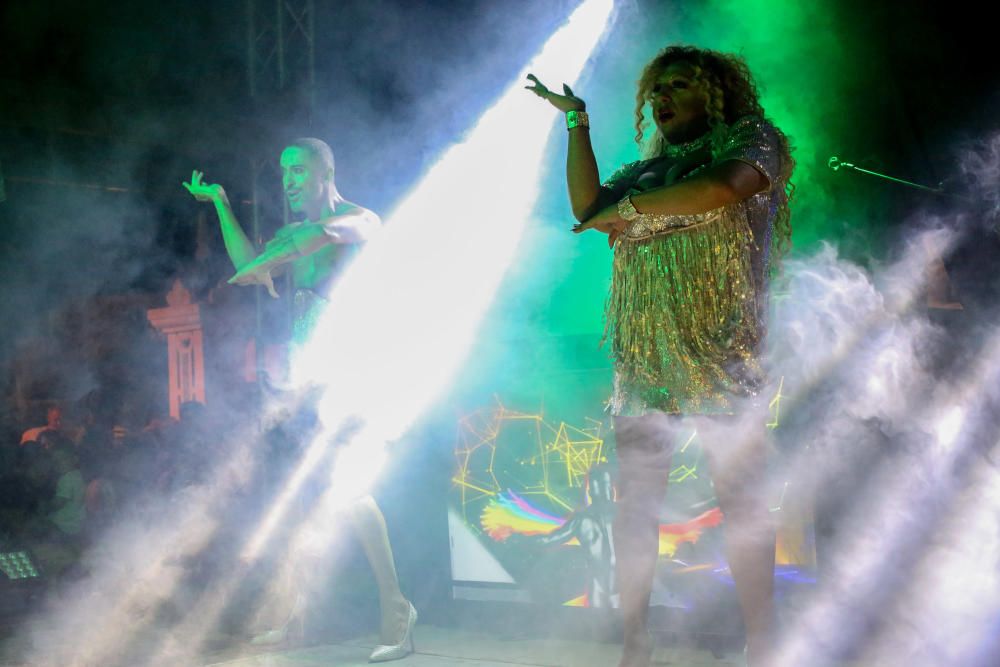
827, 156, 947, 195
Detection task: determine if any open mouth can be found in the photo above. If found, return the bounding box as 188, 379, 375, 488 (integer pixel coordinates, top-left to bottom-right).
656, 109, 675, 123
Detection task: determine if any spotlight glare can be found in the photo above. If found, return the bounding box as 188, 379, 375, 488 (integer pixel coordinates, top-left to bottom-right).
294, 0, 614, 447
935, 405, 965, 448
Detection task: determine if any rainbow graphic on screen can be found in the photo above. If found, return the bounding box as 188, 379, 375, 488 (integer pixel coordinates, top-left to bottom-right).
481, 491, 724, 556
481, 490, 565, 540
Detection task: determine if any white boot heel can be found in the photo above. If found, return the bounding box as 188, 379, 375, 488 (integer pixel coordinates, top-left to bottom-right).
368, 601, 417, 662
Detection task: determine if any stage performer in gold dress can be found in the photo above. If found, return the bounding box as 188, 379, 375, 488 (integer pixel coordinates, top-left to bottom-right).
528, 45, 794, 667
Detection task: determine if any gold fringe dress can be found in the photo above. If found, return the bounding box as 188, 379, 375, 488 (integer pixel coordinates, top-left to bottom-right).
602, 116, 788, 416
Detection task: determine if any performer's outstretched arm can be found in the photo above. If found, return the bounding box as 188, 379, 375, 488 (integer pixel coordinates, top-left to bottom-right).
525, 75, 614, 222
227, 204, 380, 290
575, 160, 768, 235
183, 170, 257, 270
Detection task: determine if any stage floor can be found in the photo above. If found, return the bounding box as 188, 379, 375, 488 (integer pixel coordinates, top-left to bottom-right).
202, 625, 746, 667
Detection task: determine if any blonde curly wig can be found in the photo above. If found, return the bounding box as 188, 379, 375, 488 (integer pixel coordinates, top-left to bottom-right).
634, 46, 796, 259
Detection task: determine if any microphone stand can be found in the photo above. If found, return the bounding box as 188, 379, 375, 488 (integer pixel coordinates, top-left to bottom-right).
827, 158, 993, 315
827, 156, 951, 196
828, 157, 979, 206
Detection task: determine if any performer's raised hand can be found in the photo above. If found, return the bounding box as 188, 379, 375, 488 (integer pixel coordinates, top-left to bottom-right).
525, 74, 586, 112
183, 170, 225, 202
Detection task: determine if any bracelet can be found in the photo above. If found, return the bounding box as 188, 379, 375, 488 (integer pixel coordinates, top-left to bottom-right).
617, 194, 640, 222
566, 110, 589, 130
620, 208, 723, 241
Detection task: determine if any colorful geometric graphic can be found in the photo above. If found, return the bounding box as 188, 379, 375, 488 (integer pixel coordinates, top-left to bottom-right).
452, 400, 606, 520
480, 490, 725, 558
449, 396, 813, 613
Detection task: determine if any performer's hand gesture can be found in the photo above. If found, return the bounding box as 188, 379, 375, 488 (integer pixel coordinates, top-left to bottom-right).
183, 170, 225, 202
525, 74, 586, 112
228, 232, 303, 298
229, 261, 279, 298
573, 206, 627, 248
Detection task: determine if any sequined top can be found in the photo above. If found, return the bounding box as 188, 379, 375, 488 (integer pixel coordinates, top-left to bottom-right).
601, 116, 788, 415
267, 222, 361, 345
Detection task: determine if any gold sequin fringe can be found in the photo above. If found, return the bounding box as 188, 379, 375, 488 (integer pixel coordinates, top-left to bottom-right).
604, 210, 760, 415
